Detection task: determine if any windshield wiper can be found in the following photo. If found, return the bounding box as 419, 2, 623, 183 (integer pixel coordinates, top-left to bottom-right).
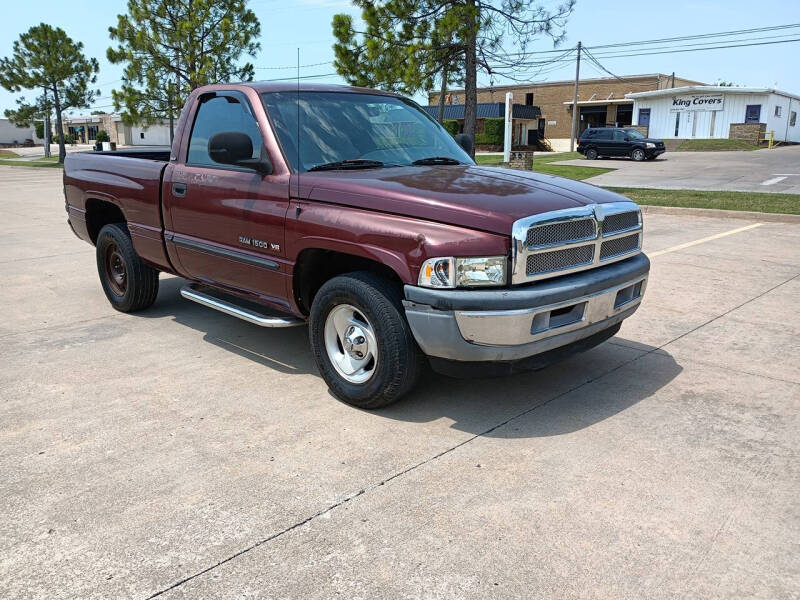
411, 156, 461, 166
308, 159, 385, 172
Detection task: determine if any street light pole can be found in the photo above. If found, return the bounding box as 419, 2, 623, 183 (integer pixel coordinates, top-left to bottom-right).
569, 41, 582, 152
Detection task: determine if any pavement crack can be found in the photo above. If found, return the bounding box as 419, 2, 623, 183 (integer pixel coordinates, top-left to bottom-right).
146, 348, 658, 598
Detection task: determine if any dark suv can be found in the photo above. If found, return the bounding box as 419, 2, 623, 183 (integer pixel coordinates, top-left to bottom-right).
577, 127, 665, 161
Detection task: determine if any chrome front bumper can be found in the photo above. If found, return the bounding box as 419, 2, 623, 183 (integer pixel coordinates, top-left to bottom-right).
403, 253, 649, 363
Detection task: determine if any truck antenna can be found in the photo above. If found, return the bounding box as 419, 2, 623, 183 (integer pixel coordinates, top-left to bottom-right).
296, 47, 300, 198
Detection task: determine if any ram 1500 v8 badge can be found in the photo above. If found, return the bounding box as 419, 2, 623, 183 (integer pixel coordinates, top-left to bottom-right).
63, 83, 649, 408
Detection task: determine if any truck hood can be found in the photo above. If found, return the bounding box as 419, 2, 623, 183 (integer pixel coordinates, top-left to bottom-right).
298, 165, 630, 235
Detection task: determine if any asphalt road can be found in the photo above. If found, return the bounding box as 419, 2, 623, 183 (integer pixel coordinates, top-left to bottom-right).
1, 166, 799, 599
556, 145, 800, 194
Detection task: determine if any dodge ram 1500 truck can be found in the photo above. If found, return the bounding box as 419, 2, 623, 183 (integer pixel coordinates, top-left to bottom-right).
64, 83, 649, 408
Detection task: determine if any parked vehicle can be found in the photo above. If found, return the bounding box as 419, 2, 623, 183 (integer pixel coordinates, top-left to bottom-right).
577, 127, 665, 161
64, 83, 649, 408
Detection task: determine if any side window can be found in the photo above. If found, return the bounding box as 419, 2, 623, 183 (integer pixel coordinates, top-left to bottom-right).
791, 111, 797, 127
596, 129, 612, 140
187, 95, 262, 167
613, 130, 626, 141
745, 104, 761, 124
581, 129, 595, 140
774, 105, 783, 118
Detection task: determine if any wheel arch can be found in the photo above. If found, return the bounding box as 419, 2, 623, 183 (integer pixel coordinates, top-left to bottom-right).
85, 197, 127, 244
292, 245, 408, 316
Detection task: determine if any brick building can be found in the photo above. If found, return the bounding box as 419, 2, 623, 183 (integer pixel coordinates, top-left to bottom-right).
428, 73, 704, 149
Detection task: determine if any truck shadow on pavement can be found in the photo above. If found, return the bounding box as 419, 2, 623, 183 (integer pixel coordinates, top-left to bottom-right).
143, 276, 682, 438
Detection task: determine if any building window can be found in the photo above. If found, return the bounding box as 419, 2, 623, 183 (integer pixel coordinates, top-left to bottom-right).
774, 105, 783, 118
745, 104, 761, 123
638, 108, 650, 126
87, 126, 98, 140
791, 111, 797, 127
525, 92, 534, 106
674, 112, 680, 137
140, 132, 145, 139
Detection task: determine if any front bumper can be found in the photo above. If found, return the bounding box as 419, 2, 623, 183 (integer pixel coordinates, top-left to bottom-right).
403, 253, 649, 364
646, 147, 665, 158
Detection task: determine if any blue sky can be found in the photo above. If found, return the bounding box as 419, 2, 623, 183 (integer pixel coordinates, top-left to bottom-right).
1, 0, 799, 115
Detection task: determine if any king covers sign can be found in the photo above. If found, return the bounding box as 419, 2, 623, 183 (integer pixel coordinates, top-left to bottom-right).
670, 94, 724, 111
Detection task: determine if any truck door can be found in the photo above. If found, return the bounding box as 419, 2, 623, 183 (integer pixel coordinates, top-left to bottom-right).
164, 91, 289, 307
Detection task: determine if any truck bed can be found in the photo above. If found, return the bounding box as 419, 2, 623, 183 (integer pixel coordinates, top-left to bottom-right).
63, 150, 173, 272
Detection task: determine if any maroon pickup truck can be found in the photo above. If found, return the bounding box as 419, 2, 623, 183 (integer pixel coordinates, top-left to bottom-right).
64, 83, 649, 408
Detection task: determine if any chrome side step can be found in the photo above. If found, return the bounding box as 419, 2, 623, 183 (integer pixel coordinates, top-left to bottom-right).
180, 283, 305, 328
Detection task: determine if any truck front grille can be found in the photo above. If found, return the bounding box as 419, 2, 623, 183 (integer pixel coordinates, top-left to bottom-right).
511, 202, 643, 284
527, 245, 594, 276
602, 211, 640, 235
526, 218, 596, 248
600, 233, 641, 260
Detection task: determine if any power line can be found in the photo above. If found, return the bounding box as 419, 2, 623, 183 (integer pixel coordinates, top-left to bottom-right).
255, 60, 333, 70
589, 36, 800, 60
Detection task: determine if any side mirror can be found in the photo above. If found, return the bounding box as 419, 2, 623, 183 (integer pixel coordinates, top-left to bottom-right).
208, 132, 272, 174
455, 133, 474, 157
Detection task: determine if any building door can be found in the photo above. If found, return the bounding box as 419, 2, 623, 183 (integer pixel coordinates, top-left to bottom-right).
638, 108, 651, 127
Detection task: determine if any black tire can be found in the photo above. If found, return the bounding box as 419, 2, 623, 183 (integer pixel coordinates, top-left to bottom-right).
96, 223, 159, 312
309, 271, 423, 409
631, 148, 646, 162
585, 147, 598, 160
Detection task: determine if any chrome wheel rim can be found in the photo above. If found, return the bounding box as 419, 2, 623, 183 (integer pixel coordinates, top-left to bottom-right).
324, 304, 378, 384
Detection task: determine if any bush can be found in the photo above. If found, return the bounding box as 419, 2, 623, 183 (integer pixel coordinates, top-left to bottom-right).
63, 132, 76, 145
95, 129, 110, 143
481, 118, 505, 145
35, 121, 45, 139
442, 119, 460, 136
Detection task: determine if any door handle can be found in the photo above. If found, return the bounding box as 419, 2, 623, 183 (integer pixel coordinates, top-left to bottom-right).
172, 182, 187, 197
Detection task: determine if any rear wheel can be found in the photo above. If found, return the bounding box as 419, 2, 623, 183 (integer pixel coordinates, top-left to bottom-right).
631, 148, 646, 162
584, 147, 598, 160
96, 223, 159, 312
309, 271, 422, 408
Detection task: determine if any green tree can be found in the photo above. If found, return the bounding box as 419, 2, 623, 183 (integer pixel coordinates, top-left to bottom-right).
107, 0, 261, 142
332, 1, 574, 155
0, 24, 99, 162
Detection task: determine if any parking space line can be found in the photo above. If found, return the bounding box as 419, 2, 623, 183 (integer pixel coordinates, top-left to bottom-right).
649, 223, 763, 257
761, 176, 787, 186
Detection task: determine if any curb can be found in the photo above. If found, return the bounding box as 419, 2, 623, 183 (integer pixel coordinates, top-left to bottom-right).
640, 204, 800, 224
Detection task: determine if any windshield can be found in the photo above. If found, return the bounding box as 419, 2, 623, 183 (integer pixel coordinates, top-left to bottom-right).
262, 91, 473, 172
625, 129, 646, 139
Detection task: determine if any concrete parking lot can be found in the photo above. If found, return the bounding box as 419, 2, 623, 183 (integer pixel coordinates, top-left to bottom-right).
1, 166, 799, 599
556, 145, 800, 194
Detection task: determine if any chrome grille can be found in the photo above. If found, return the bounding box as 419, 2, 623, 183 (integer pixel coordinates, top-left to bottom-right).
526, 245, 594, 276
600, 233, 641, 260
526, 218, 596, 248
511, 202, 643, 284
602, 211, 640, 235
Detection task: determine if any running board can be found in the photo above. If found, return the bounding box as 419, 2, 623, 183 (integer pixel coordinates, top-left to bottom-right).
180, 284, 305, 328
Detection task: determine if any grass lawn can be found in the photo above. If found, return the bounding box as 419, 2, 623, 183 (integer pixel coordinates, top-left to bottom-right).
0, 149, 20, 158
475, 151, 614, 181
675, 139, 762, 151
0, 158, 63, 168
607, 187, 800, 215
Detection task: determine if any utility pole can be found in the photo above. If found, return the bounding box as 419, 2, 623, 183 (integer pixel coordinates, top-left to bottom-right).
43, 88, 51, 158
569, 41, 581, 152
671, 71, 675, 88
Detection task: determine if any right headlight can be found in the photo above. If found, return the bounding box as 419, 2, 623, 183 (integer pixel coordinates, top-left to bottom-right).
418, 256, 507, 288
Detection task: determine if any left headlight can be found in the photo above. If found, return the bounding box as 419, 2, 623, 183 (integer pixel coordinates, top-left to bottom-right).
418, 256, 507, 288
645, 142, 655, 148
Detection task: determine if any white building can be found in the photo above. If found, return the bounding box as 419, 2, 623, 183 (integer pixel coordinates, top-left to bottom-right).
61, 114, 172, 146
0, 118, 44, 145
626, 86, 800, 143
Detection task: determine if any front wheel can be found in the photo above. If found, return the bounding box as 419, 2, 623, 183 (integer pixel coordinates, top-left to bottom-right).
96, 223, 159, 312
631, 148, 646, 162
584, 148, 598, 160
309, 272, 423, 408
